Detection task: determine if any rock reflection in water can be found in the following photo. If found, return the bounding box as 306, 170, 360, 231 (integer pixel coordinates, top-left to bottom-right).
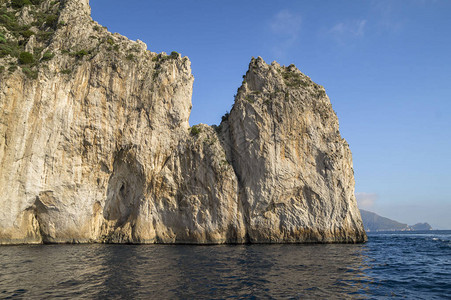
0, 244, 371, 299
159, 244, 372, 298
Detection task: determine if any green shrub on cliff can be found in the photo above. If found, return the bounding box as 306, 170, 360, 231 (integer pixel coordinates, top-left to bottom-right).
41, 51, 54, 61
36, 30, 53, 42
282, 71, 306, 88
8, 65, 17, 73
0, 40, 19, 58
11, 0, 32, 9
73, 49, 88, 59
190, 126, 201, 136
20, 29, 35, 38
0, 9, 22, 33
18, 51, 34, 64
45, 14, 58, 28
21, 66, 38, 79
152, 52, 180, 62
221, 112, 229, 123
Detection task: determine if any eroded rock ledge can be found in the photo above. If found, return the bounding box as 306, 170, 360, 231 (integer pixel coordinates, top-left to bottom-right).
0, 0, 366, 244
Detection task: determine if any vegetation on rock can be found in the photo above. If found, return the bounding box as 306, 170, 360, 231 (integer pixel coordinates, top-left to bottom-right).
21, 66, 37, 78
41, 50, 54, 61
18, 51, 33, 64
60, 68, 71, 74
281, 69, 309, 88
73, 49, 88, 59
0, 0, 61, 78
190, 126, 201, 136
11, 0, 32, 9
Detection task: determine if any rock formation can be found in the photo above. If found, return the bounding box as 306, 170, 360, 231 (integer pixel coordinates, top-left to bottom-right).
0, 0, 366, 244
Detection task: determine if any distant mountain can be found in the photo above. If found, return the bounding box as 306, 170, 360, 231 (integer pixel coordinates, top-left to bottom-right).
360, 209, 409, 232
360, 209, 432, 232
411, 223, 433, 231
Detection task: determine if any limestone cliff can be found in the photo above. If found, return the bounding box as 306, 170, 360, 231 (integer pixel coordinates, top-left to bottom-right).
221, 59, 365, 243
0, 0, 366, 244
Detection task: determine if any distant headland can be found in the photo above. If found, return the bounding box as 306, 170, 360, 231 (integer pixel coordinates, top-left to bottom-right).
360, 209, 432, 232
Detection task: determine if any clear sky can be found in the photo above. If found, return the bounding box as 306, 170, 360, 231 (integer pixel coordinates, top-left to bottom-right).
90, 0, 451, 229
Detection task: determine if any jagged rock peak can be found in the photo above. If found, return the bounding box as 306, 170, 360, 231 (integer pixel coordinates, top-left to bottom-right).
62, 0, 91, 15
227, 57, 339, 135
218, 57, 366, 243
238, 56, 327, 102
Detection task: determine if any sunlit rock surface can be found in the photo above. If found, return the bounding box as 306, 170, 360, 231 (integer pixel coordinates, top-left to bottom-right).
0, 0, 366, 244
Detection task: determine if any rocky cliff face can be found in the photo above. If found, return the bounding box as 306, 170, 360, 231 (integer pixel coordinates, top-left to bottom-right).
0, 0, 366, 244
222, 59, 365, 242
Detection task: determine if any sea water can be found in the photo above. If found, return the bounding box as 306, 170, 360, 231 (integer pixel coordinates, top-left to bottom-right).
0, 230, 450, 299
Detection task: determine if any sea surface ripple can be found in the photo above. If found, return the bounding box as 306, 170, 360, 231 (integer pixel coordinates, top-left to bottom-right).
0, 230, 450, 299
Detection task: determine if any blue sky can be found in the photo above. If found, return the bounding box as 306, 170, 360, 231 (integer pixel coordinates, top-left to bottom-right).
91, 0, 451, 229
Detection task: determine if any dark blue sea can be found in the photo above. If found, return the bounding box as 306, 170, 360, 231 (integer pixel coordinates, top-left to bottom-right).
1, 231, 450, 299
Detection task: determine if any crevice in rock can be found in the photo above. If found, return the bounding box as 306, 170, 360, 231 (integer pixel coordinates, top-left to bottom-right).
103, 148, 145, 228
217, 118, 251, 244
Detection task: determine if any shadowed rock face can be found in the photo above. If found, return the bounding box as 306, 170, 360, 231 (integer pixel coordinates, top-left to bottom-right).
0, 0, 366, 244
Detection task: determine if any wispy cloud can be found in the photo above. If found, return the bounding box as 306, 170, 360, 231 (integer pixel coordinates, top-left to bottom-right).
370, 0, 404, 34
356, 192, 377, 210
330, 19, 367, 44
269, 10, 302, 57
270, 10, 302, 37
